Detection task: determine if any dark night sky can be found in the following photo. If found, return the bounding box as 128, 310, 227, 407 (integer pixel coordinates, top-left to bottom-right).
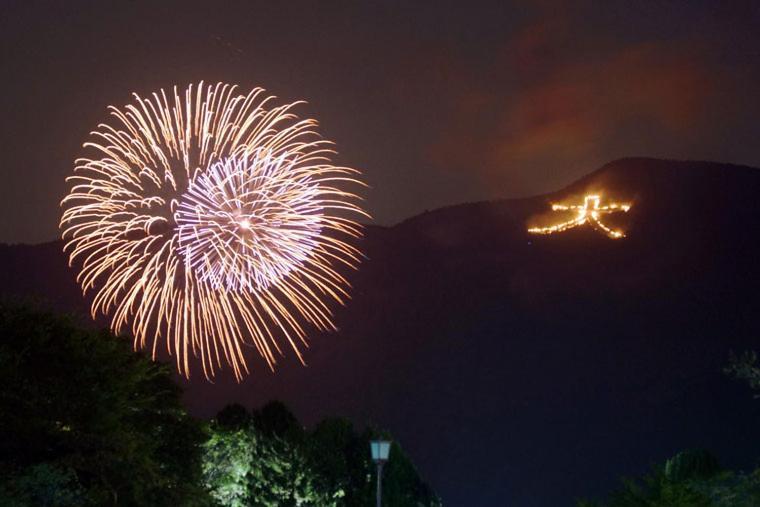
1, 0, 759, 244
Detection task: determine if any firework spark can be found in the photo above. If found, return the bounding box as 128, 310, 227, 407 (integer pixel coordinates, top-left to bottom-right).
60, 82, 367, 380
528, 194, 631, 239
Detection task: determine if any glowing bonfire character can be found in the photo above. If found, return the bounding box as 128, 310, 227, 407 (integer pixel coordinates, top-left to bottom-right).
528, 194, 631, 239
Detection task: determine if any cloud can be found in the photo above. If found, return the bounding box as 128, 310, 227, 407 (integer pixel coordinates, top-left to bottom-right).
495, 42, 710, 158
425, 17, 719, 196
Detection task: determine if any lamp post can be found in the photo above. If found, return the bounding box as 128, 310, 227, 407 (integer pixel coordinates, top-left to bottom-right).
370, 439, 391, 507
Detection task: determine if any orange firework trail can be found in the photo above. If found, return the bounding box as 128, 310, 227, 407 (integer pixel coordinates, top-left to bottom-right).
60, 82, 367, 380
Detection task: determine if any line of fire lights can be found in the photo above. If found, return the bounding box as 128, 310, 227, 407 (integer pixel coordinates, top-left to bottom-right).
528, 194, 631, 239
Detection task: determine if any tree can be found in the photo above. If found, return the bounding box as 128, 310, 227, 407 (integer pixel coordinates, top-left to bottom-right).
606, 470, 712, 507
204, 404, 441, 506
578, 449, 760, 507
664, 449, 721, 483
691, 469, 760, 507
358, 429, 441, 507
0, 302, 210, 506
204, 406, 339, 507
0, 463, 90, 507
305, 420, 441, 506
725, 350, 760, 397
0, 302, 440, 506
305, 418, 358, 501
216, 403, 252, 431
253, 400, 305, 442
202, 428, 256, 507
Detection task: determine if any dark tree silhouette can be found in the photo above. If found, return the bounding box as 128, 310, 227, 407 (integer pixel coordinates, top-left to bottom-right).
0, 302, 210, 506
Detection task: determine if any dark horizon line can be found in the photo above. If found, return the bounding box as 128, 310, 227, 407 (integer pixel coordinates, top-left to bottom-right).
5, 155, 759, 248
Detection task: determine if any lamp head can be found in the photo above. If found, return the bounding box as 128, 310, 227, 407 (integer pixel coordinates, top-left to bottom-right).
370, 440, 391, 463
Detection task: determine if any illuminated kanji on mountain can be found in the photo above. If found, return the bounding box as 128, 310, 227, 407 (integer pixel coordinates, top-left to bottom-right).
528, 195, 631, 239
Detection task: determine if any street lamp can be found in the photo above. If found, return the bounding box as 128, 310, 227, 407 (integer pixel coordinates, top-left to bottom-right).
370, 440, 391, 507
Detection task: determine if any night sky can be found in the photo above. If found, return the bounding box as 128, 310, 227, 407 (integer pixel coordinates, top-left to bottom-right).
2, 1, 760, 244
4, 3, 760, 505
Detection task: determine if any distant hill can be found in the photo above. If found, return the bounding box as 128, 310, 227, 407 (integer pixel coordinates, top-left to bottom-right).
3, 158, 760, 506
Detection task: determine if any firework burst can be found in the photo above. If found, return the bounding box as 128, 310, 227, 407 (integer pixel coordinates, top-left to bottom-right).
60, 82, 366, 380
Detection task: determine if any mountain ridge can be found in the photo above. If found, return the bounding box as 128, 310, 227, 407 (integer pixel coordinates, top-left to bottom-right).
2, 157, 760, 506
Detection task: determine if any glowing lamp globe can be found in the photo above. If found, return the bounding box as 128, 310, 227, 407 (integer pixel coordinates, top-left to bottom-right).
370, 440, 391, 463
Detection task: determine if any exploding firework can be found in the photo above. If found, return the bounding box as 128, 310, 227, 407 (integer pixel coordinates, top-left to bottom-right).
60, 82, 367, 379
528, 194, 631, 239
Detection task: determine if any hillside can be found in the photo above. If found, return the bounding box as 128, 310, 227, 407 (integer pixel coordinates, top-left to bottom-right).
2, 158, 760, 505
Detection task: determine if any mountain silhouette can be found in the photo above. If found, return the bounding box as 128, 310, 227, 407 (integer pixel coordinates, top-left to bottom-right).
2, 157, 760, 505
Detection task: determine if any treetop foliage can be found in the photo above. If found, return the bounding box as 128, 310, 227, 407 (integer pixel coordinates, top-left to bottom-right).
578, 449, 760, 507
0, 301, 210, 506
0, 302, 440, 506
204, 402, 441, 506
